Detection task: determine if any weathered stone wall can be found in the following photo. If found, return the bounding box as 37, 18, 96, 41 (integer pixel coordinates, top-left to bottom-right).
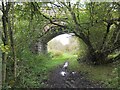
37, 40, 47, 54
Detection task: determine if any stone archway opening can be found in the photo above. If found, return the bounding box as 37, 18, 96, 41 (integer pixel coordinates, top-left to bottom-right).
31, 24, 88, 61
47, 33, 81, 59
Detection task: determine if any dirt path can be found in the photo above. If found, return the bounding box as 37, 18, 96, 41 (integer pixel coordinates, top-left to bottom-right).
45, 62, 105, 88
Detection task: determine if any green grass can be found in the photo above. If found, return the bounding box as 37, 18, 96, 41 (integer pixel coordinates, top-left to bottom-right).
41, 53, 117, 88
15, 52, 77, 88
69, 58, 118, 87
40, 53, 78, 72
68, 59, 116, 85
17, 52, 118, 88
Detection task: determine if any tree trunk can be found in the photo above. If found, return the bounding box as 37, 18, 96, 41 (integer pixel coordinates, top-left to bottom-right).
8, 2, 17, 80
75, 32, 98, 64
1, 2, 8, 87
1, 2, 11, 88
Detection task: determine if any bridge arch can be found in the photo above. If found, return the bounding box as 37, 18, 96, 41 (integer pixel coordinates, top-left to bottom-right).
33, 24, 75, 54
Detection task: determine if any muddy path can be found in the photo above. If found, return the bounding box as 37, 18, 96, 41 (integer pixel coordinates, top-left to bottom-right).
45, 62, 105, 88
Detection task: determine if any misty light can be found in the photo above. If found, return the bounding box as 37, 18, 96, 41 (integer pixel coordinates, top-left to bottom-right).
54, 34, 71, 45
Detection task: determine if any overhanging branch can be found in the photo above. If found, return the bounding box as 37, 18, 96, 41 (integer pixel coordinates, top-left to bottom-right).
61, 2, 81, 29
31, 2, 67, 29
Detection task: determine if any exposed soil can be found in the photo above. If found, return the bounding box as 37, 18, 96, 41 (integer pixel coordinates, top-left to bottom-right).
44, 62, 105, 88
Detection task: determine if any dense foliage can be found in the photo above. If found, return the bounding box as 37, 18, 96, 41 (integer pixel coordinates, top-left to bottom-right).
0, 1, 120, 89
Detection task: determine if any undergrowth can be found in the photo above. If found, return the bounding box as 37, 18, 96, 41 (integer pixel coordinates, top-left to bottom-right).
68, 58, 118, 88
12, 50, 118, 88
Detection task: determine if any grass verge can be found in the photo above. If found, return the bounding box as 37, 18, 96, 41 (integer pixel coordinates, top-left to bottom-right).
40, 53, 117, 88
16, 52, 118, 88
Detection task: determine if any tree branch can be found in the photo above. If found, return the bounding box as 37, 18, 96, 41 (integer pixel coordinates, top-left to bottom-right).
104, 44, 120, 55
100, 22, 112, 50
5, 2, 11, 15
31, 2, 67, 29
61, 2, 81, 29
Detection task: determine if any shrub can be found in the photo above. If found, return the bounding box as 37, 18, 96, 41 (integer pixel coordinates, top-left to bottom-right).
13, 49, 50, 88
107, 67, 119, 88
49, 50, 63, 58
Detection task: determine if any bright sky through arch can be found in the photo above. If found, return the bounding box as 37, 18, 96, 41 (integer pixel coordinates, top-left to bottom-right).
55, 34, 71, 45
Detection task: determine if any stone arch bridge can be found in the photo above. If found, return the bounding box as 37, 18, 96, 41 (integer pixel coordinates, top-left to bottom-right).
31, 23, 75, 54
